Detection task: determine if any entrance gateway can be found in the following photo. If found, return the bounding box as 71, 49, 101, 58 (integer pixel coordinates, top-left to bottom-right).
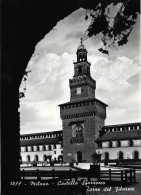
77, 151, 82, 163
59, 39, 107, 163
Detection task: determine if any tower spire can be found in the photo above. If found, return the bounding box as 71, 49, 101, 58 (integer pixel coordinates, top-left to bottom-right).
81, 37, 83, 45
76, 38, 87, 62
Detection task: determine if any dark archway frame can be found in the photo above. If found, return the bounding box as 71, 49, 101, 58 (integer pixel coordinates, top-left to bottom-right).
2, 1, 98, 192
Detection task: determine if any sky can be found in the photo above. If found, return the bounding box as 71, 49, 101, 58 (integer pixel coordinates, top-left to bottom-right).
19, 8, 141, 135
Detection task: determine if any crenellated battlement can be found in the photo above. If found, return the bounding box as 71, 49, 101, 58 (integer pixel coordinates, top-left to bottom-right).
69, 75, 96, 88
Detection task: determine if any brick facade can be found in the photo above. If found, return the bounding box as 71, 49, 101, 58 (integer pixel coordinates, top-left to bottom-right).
59, 40, 107, 163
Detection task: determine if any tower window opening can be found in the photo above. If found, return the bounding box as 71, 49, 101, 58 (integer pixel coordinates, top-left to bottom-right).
78, 66, 82, 74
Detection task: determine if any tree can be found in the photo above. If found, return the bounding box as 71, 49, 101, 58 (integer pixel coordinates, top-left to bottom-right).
85, 0, 140, 55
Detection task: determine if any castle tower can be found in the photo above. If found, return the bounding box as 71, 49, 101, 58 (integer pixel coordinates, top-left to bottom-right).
70, 38, 96, 101
59, 39, 107, 163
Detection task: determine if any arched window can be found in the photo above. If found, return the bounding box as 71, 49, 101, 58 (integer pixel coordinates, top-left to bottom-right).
43, 154, 47, 161
133, 150, 139, 160
34, 155, 39, 162
118, 151, 124, 160
26, 155, 30, 162
75, 124, 83, 138
104, 152, 109, 161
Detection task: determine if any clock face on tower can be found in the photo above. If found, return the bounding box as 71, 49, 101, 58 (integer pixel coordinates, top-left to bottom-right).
76, 87, 81, 95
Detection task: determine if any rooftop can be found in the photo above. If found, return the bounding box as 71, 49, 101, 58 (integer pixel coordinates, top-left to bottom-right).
20, 137, 62, 146
58, 97, 108, 107
20, 130, 62, 137
103, 122, 141, 128
96, 129, 141, 142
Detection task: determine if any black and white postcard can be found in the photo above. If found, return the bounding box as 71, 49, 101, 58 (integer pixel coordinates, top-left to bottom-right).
1, 0, 141, 195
